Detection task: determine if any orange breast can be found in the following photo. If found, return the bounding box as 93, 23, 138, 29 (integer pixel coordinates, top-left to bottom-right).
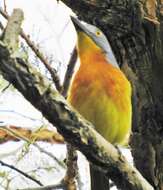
68, 49, 132, 145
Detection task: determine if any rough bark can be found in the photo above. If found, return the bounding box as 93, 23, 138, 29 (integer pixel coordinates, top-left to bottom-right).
0, 9, 154, 190
62, 0, 163, 189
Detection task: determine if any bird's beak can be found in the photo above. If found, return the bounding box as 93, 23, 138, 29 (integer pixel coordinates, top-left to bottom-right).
71, 16, 88, 34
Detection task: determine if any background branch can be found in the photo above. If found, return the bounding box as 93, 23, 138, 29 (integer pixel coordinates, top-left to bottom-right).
0, 125, 64, 144
0, 160, 43, 186
61, 47, 77, 98
0, 8, 61, 91
18, 182, 66, 190
3, 0, 7, 13
63, 144, 78, 190
0, 125, 65, 168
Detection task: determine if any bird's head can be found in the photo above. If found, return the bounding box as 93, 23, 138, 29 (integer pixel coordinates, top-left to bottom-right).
71, 16, 119, 68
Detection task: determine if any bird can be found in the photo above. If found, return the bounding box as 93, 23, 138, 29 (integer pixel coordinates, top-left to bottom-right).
68, 16, 132, 189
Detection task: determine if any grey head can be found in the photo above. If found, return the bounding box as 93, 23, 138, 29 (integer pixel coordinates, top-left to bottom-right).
71, 16, 119, 68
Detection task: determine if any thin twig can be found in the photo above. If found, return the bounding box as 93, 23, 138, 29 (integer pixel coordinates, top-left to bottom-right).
0, 160, 43, 186
0, 8, 62, 91
34, 143, 66, 168
0, 125, 64, 144
3, 0, 7, 13
0, 126, 66, 168
61, 47, 77, 97
20, 31, 62, 91
0, 83, 10, 93
18, 182, 66, 190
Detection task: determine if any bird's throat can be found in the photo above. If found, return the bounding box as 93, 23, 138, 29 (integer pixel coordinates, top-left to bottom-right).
77, 31, 107, 65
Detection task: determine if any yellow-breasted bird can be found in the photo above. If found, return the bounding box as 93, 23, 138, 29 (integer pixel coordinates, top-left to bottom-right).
68, 17, 132, 189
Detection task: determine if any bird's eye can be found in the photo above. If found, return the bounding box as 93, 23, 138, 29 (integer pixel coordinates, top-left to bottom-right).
96, 30, 101, 36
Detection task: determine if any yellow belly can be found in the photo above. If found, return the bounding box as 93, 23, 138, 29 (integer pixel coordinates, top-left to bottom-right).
68, 64, 132, 145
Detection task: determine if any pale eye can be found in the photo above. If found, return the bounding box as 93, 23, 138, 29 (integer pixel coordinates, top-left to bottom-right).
96, 30, 101, 36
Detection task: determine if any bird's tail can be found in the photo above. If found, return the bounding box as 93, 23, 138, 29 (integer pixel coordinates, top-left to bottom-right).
90, 164, 110, 190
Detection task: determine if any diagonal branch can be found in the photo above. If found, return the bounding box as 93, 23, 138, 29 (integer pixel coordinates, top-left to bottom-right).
61, 47, 77, 97
0, 160, 43, 186
18, 182, 66, 190
0, 9, 154, 190
0, 126, 65, 168
0, 8, 61, 91
0, 125, 64, 144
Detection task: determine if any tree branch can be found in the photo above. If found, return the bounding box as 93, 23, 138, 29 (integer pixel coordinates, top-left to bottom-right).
64, 144, 78, 190
0, 125, 64, 144
61, 47, 77, 98
0, 160, 43, 186
0, 9, 154, 190
3, 0, 7, 13
0, 8, 62, 91
1, 8, 23, 52
18, 182, 66, 190
0, 126, 65, 168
